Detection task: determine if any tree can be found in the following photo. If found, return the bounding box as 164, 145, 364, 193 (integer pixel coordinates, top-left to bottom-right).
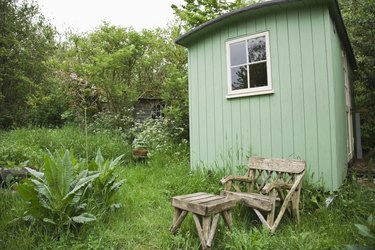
0, 0, 56, 128
339, 0, 375, 154
171, 0, 258, 31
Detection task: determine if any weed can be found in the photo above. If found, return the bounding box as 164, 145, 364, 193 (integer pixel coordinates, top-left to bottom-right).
1, 128, 375, 249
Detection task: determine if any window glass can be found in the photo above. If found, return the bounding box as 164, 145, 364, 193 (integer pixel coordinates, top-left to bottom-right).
230, 41, 247, 66
227, 31, 272, 97
249, 62, 268, 88
231, 66, 248, 90
248, 36, 266, 63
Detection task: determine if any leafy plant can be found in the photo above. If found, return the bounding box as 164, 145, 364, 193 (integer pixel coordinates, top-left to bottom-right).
88, 149, 124, 208
346, 215, 375, 249
17, 150, 101, 229
368, 158, 374, 182
131, 117, 186, 155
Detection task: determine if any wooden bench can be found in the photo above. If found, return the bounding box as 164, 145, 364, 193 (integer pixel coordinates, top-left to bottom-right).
170, 192, 237, 249
220, 157, 306, 233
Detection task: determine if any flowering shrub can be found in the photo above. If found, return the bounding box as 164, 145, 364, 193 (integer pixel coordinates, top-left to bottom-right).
131, 118, 186, 155
88, 107, 134, 142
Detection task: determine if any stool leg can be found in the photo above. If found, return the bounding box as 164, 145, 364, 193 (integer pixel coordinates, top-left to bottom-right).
222, 210, 233, 228
193, 214, 208, 249
202, 216, 211, 247
170, 208, 188, 234
206, 213, 220, 248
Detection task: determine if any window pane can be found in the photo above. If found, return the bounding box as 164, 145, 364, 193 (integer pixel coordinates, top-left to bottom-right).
249, 62, 267, 88
230, 41, 247, 66
248, 36, 266, 62
231, 66, 248, 90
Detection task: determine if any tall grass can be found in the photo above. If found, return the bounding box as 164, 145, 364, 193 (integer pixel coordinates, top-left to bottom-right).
0, 126, 131, 168
0, 128, 374, 249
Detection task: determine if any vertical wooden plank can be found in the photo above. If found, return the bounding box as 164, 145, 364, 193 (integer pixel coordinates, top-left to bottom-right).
298, 7, 319, 181
276, 10, 294, 158
256, 16, 272, 157
197, 36, 208, 166
287, 8, 306, 159
267, 14, 283, 158
330, 16, 348, 189
229, 24, 242, 168
189, 44, 201, 169
243, 18, 255, 159
220, 26, 233, 170
234, 21, 248, 166
311, 5, 332, 188
324, 8, 345, 189
227, 25, 241, 170
212, 30, 225, 167
204, 34, 216, 167
246, 18, 261, 157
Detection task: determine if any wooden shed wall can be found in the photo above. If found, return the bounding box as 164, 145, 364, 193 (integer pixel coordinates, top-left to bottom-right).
188, 3, 348, 190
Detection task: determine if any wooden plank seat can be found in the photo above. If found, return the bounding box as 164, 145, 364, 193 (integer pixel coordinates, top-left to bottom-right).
220, 157, 306, 233
170, 192, 237, 249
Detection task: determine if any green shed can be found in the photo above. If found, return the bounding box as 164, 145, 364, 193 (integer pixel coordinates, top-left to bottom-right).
176, 0, 357, 190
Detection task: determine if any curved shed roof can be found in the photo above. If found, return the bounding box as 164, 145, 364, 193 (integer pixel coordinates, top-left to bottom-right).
176, 0, 356, 69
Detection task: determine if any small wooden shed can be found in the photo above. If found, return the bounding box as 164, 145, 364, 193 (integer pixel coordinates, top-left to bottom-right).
176, 0, 357, 190
134, 98, 165, 122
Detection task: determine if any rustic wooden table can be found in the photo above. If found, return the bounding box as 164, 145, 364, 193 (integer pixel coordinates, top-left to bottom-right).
170, 192, 237, 249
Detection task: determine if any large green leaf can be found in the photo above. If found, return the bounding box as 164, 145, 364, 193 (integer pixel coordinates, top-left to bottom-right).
25, 167, 44, 181
71, 213, 97, 224
355, 224, 375, 239
95, 148, 104, 166
64, 171, 100, 200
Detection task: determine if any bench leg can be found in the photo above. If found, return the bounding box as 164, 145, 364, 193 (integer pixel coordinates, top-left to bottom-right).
170, 208, 188, 234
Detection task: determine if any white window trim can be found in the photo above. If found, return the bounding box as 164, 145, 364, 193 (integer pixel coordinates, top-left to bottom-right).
226, 31, 273, 99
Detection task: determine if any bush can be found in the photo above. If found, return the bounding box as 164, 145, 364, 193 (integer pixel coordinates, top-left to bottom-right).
131, 118, 187, 155
88, 107, 135, 143
16, 150, 124, 231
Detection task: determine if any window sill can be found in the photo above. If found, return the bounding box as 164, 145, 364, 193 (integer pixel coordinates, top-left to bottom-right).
226, 89, 274, 99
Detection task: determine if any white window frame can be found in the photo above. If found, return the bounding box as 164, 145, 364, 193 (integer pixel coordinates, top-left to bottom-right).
226, 31, 273, 99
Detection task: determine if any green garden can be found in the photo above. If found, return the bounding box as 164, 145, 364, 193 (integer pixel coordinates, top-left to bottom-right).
1, 0, 374, 249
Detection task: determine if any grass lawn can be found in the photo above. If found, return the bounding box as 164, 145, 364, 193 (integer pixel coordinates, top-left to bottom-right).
0, 127, 374, 249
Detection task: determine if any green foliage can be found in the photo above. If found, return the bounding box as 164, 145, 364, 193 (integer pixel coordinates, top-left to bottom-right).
131, 118, 187, 155
0, 0, 56, 128
346, 215, 375, 249
368, 158, 374, 182
88, 107, 134, 140
17, 150, 101, 229
27, 75, 71, 127
1, 128, 374, 249
339, 0, 375, 153
171, 0, 253, 31
16, 149, 125, 232
355, 216, 375, 240
161, 65, 189, 140
0, 144, 374, 248
223, 228, 268, 250
0, 126, 131, 168
88, 149, 125, 207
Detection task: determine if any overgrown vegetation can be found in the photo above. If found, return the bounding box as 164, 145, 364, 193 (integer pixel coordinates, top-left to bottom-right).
1, 0, 375, 249
0, 128, 374, 249
0, 126, 130, 168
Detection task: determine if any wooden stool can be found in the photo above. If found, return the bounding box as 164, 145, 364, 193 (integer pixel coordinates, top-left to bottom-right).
170, 192, 237, 249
